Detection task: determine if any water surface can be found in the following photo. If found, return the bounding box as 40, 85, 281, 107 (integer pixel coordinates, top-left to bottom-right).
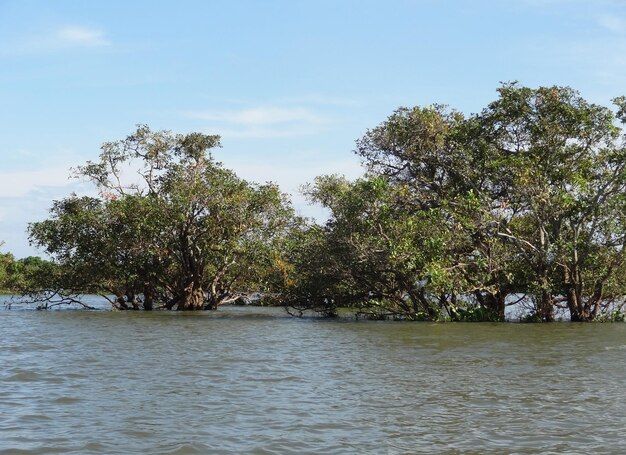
1, 300, 625, 454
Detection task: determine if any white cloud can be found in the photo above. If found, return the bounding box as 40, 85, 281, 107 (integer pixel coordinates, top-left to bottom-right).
596, 14, 626, 34
187, 106, 324, 126
185, 106, 328, 139
208, 125, 324, 140
216, 148, 362, 195
0, 25, 109, 56
0, 167, 74, 198
278, 94, 362, 107
57, 26, 109, 46
0, 164, 87, 257
219, 151, 362, 221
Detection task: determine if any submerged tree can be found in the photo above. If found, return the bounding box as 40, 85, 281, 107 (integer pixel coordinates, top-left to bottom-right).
28, 126, 294, 310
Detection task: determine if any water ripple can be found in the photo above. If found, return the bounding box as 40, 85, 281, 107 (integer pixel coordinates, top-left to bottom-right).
1, 304, 626, 453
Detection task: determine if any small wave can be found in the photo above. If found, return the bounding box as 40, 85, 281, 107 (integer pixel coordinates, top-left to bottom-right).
50, 396, 82, 405
16, 414, 53, 423
5, 371, 43, 382
157, 443, 212, 455
63, 372, 89, 379
0, 449, 33, 455
604, 345, 626, 350
4, 370, 63, 384
77, 442, 113, 452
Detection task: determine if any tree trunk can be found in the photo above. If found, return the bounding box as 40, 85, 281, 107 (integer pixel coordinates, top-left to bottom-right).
127, 292, 139, 310
565, 263, 593, 322
143, 286, 154, 311
566, 285, 582, 321
177, 283, 206, 310
115, 295, 129, 310
413, 289, 438, 320
539, 289, 554, 322
206, 295, 219, 311
537, 225, 554, 322
484, 291, 506, 321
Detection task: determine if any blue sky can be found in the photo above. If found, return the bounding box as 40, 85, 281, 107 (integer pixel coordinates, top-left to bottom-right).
1, 0, 626, 257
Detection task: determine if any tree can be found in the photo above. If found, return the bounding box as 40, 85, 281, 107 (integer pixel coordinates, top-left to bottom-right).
0, 252, 13, 291
269, 221, 345, 317
0, 251, 61, 308
476, 84, 626, 321
28, 126, 294, 310
354, 83, 626, 321
355, 104, 519, 320
281, 175, 458, 320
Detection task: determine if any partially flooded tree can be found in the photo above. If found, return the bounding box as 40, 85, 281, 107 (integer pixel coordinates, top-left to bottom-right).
28, 126, 294, 310
269, 222, 345, 317
281, 175, 458, 320
355, 105, 520, 320
476, 84, 626, 321
0, 252, 58, 298
354, 84, 626, 321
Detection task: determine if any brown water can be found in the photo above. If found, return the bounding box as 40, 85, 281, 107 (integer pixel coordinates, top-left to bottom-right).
1, 300, 626, 454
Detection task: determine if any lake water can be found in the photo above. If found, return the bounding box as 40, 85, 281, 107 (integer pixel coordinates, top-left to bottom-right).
2, 297, 626, 454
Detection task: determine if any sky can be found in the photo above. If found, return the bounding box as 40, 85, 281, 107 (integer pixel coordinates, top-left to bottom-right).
1, 0, 626, 258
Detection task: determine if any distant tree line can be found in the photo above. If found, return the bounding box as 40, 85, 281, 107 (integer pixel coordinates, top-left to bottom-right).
15, 83, 626, 321
0, 253, 55, 294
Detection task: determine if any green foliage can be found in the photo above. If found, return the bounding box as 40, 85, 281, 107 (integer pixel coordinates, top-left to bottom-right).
18, 83, 626, 321
28, 126, 294, 310
591, 309, 626, 323
0, 253, 57, 294
0, 252, 13, 290
519, 312, 545, 323
280, 82, 626, 322
448, 304, 500, 322
276, 175, 455, 320
476, 83, 626, 321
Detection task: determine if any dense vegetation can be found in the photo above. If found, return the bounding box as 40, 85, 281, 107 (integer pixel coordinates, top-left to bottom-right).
25, 126, 295, 310
11, 83, 626, 320
0, 252, 56, 295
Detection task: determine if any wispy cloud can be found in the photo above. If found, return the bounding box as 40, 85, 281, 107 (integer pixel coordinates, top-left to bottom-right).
187, 107, 324, 126
224, 154, 361, 187
0, 25, 110, 56
184, 106, 328, 139
0, 165, 89, 258
0, 166, 75, 198
596, 14, 626, 34
57, 26, 109, 46
204, 126, 322, 140
278, 94, 362, 107
216, 149, 362, 220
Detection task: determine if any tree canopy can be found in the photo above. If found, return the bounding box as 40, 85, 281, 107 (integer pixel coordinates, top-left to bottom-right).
284, 83, 626, 321
28, 126, 294, 310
